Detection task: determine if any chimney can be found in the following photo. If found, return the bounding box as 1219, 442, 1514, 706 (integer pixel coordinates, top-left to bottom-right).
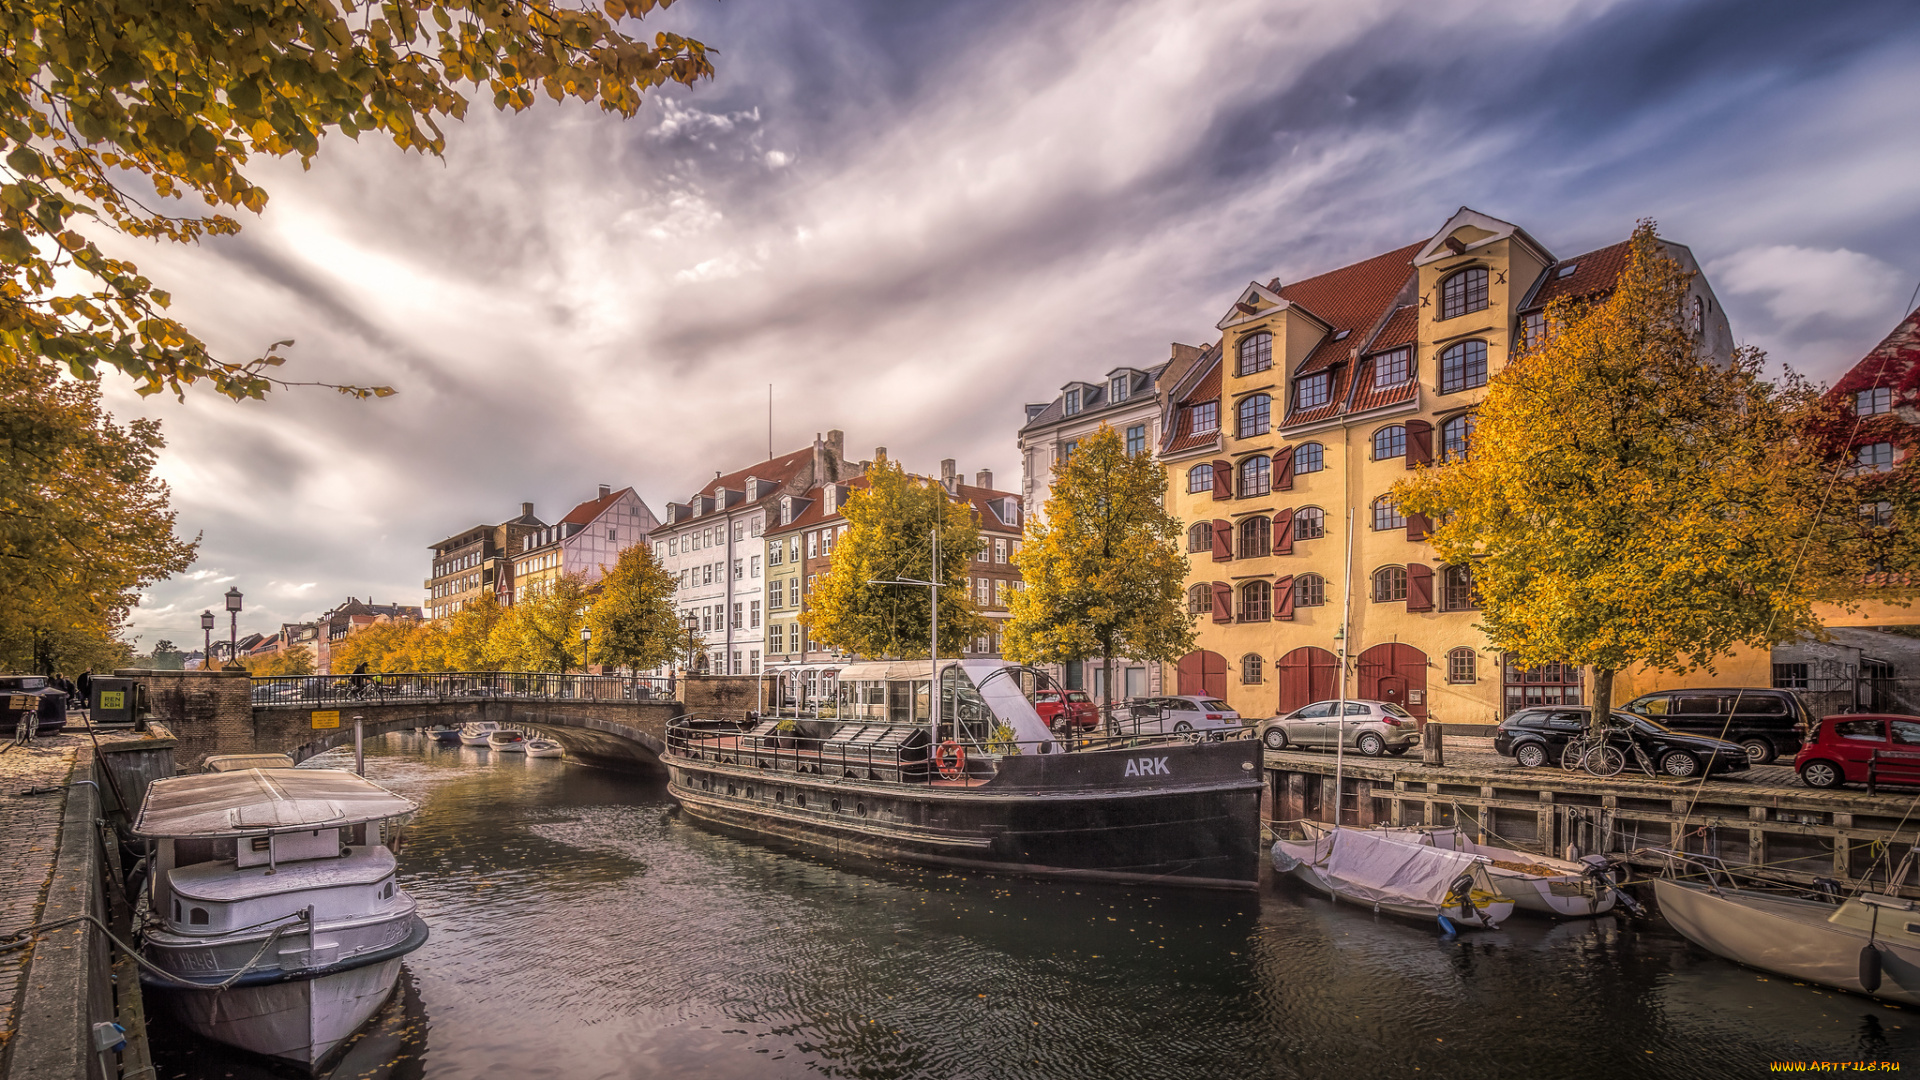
976, 469, 993, 490
812, 432, 828, 487
940, 459, 957, 494
522, 502, 533, 518
874, 446, 887, 463
598, 485, 610, 500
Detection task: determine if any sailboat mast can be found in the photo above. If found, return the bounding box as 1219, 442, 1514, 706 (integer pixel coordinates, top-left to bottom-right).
930, 526, 940, 754
1334, 506, 1354, 829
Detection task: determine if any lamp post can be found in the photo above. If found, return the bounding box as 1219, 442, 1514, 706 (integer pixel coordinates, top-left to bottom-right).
200, 610, 214, 669
224, 587, 244, 670
580, 625, 591, 675
678, 615, 700, 696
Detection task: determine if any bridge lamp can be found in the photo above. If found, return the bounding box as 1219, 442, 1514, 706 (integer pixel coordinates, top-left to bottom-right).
580, 626, 591, 672
224, 587, 244, 670
200, 610, 215, 668
681, 615, 700, 674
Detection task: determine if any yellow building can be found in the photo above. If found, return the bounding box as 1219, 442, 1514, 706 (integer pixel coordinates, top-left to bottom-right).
1159, 208, 1733, 724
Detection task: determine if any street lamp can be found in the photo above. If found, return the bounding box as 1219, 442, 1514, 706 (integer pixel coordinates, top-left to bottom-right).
580, 625, 591, 674
200, 610, 215, 668
682, 615, 701, 674
224, 587, 244, 670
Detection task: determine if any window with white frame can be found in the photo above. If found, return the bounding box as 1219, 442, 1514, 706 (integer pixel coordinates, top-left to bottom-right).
1857, 387, 1893, 416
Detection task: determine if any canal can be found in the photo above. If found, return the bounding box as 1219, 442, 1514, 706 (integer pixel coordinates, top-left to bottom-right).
151, 734, 1918, 1079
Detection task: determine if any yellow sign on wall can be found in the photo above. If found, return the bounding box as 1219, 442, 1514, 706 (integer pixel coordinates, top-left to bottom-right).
98, 691, 125, 711
311, 710, 341, 730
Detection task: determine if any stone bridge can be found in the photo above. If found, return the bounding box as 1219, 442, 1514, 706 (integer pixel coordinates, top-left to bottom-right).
120, 669, 774, 773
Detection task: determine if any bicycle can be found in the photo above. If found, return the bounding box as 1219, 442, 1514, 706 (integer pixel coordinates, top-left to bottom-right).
1561, 725, 1658, 777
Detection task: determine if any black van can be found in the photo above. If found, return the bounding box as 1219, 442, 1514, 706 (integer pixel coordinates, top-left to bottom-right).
1617, 688, 1812, 764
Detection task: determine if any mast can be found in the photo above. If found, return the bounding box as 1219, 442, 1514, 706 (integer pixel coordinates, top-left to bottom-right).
930, 526, 940, 753
1334, 505, 1354, 831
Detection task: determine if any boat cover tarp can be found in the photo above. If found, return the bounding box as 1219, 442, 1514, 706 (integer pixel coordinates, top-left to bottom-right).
1323, 828, 1484, 910
135, 769, 415, 838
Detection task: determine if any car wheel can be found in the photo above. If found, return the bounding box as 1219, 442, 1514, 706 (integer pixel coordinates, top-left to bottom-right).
1799, 759, 1844, 789
1660, 750, 1701, 778
1263, 728, 1288, 751
1515, 742, 1548, 769
1357, 732, 1386, 757
1739, 737, 1776, 765
1174, 721, 1194, 734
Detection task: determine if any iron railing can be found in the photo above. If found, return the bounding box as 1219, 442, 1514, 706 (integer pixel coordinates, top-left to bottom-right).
250, 671, 676, 707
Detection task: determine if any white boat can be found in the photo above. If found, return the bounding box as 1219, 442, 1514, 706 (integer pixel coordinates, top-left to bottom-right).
458, 721, 499, 746
1271, 823, 1515, 930
203, 753, 297, 773
1380, 827, 1617, 918
524, 738, 563, 759
487, 728, 527, 752
427, 725, 463, 744
1655, 879, 1920, 1006
134, 768, 429, 1071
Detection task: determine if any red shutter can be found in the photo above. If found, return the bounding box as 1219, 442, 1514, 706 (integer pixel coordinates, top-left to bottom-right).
1211, 519, 1233, 561
1274, 445, 1296, 491
1407, 563, 1434, 611
1212, 459, 1233, 500
1211, 582, 1233, 623
1406, 420, 1433, 468
1274, 575, 1296, 621
1406, 511, 1431, 541
1272, 509, 1294, 555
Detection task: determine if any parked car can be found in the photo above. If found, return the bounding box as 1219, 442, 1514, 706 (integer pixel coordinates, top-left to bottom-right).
1259, 699, 1420, 757
1793, 714, 1920, 789
0, 674, 69, 736
1494, 708, 1750, 778
1032, 689, 1100, 732
1617, 687, 1812, 764
1113, 696, 1242, 738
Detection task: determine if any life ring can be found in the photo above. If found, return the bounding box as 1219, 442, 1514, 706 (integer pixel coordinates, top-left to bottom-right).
935, 740, 966, 780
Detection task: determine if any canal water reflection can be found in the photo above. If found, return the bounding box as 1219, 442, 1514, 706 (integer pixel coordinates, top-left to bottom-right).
150, 734, 1917, 1079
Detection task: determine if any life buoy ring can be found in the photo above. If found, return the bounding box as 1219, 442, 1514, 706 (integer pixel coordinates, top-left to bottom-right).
935, 740, 966, 780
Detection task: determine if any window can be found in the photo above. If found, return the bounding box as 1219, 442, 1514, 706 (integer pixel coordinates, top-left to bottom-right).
788, 537, 800, 563
1187, 583, 1211, 614
1520, 311, 1545, 351
1188, 464, 1215, 493
1190, 401, 1219, 434
1372, 566, 1407, 602
1440, 341, 1488, 393
1504, 658, 1584, 713
749, 650, 760, 675
750, 555, 761, 577
701, 608, 713, 632
769, 624, 784, 652
1293, 574, 1325, 607
1772, 663, 1809, 690
1854, 442, 1896, 474
1295, 373, 1331, 410
1061, 440, 1078, 462
1294, 442, 1324, 474
1440, 413, 1476, 463
1238, 332, 1273, 376
1372, 425, 1406, 460
1372, 347, 1411, 387
807, 534, 818, 558
1857, 387, 1892, 416
976, 577, 989, 605
733, 559, 744, 580
995, 538, 1008, 563
608, 527, 617, 541
769, 542, 783, 566
734, 522, 746, 541
821, 529, 834, 555
731, 651, 742, 675
1447, 648, 1477, 684
1239, 455, 1271, 497
1238, 516, 1271, 558
751, 519, 763, 537
1111, 375, 1130, 403
1126, 424, 1147, 456
1440, 267, 1488, 319
702, 564, 713, 585
995, 580, 1007, 607
1188, 521, 1214, 553
1236, 394, 1271, 438
1064, 388, 1081, 416
731, 603, 744, 629
1294, 507, 1325, 541
1240, 580, 1271, 621
788, 579, 800, 606
1371, 495, 1405, 531
1241, 653, 1264, 684
1863, 500, 1895, 527
805, 574, 815, 594
749, 601, 761, 629
1441, 565, 1477, 611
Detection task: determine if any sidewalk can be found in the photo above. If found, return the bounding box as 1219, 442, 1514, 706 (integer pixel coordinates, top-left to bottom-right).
0, 732, 82, 1050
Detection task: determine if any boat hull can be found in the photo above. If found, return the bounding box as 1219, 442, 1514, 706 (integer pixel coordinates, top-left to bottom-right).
1654, 879, 1920, 1006
1379, 827, 1615, 918
458, 733, 490, 746
1270, 833, 1516, 929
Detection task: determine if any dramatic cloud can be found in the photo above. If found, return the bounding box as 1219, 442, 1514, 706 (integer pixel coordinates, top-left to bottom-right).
106, 0, 1920, 645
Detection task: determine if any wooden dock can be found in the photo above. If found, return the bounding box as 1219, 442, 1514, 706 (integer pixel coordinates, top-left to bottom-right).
1262, 740, 1920, 899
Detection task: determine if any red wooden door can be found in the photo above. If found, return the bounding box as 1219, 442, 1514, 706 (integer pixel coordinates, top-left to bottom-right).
1176, 650, 1227, 699
1358, 643, 1428, 718
1275, 646, 1340, 715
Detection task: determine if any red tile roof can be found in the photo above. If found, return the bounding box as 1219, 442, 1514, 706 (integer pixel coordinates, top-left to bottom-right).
560, 486, 635, 527
1283, 365, 1355, 426
1165, 359, 1223, 454
1286, 242, 1422, 375
1367, 304, 1419, 353
1526, 240, 1631, 310
767, 475, 1022, 535
1831, 307, 1920, 400
1345, 356, 1420, 414
702, 447, 813, 503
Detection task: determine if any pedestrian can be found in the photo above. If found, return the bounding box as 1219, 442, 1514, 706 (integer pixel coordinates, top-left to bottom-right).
77, 671, 92, 706
351, 662, 368, 695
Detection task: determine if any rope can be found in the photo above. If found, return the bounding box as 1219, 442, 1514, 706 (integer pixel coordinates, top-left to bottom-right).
0, 912, 307, 992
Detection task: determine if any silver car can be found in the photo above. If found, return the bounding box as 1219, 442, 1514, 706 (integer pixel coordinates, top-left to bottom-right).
1260, 699, 1421, 756
1112, 696, 1243, 739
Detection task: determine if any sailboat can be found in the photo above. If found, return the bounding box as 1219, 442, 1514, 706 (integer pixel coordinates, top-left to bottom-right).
1655, 879, 1920, 1005
1379, 826, 1618, 918
1272, 822, 1516, 929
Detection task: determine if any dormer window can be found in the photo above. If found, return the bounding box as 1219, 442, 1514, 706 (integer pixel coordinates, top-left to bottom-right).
1555, 263, 1578, 279
1295, 373, 1332, 410
1189, 401, 1219, 434
1237, 332, 1273, 376
1110, 375, 1129, 403
1440, 267, 1489, 319
1372, 347, 1411, 388
1063, 388, 1081, 416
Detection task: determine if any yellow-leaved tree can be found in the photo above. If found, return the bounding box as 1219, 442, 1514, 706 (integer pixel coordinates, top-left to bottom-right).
1004, 424, 1194, 721
587, 545, 681, 673
1392, 222, 1866, 733
442, 592, 507, 672
803, 460, 989, 660
488, 573, 591, 672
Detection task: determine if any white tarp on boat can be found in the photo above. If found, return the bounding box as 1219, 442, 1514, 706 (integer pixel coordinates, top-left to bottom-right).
1322, 828, 1485, 910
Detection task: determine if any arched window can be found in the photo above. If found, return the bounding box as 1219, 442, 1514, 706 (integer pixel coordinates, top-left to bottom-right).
1238, 516, 1271, 558
1447, 647, 1477, 684
1372, 566, 1408, 602
1238, 332, 1273, 376
1372, 425, 1406, 460
1187, 463, 1214, 493
1440, 341, 1488, 393
1187, 521, 1213, 553
1241, 653, 1265, 684
1236, 394, 1271, 438
1371, 495, 1405, 532
1294, 507, 1325, 541
1293, 574, 1326, 607
1441, 413, 1476, 463
1186, 583, 1211, 615
1238, 455, 1272, 497
1295, 442, 1325, 474
1442, 565, 1477, 611
1440, 266, 1488, 319
1240, 580, 1272, 622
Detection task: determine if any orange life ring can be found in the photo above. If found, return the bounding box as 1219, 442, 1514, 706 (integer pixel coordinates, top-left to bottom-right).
935, 739, 966, 780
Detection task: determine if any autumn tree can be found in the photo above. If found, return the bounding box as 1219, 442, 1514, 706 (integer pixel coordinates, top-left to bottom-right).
245, 647, 315, 677
1004, 424, 1194, 722
0, 357, 196, 673
441, 592, 506, 671
1, 0, 712, 401
488, 573, 591, 672
804, 460, 989, 661
587, 544, 680, 672
1393, 222, 1864, 733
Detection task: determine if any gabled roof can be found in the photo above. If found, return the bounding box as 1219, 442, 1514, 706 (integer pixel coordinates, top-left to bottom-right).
561, 486, 637, 527
1286, 242, 1422, 376
1345, 356, 1420, 414
768, 475, 1023, 536
1365, 304, 1419, 355
1521, 240, 1632, 311
1413, 207, 1554, 268
1163, 358, 1223, 454
1019, 361, 1170, 433
1831, 307, 1920, 401
767, 476, 866, 535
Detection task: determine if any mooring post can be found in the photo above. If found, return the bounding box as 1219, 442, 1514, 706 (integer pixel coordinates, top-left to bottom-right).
353, 716, 365, 776
1422, 723, 1445, 767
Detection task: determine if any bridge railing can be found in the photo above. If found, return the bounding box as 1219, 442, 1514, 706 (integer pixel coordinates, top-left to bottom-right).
250, 671, 677, 707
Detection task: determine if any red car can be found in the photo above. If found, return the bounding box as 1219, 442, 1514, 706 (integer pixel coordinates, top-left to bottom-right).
1794, 714, 1920, 789
1033, 690, 1099, 732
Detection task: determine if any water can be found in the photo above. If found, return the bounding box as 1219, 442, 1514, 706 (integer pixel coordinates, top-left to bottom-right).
150, 734, 1919, 1079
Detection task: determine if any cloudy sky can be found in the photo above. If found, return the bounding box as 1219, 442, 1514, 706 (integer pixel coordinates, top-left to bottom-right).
108, 0, 1920, 648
